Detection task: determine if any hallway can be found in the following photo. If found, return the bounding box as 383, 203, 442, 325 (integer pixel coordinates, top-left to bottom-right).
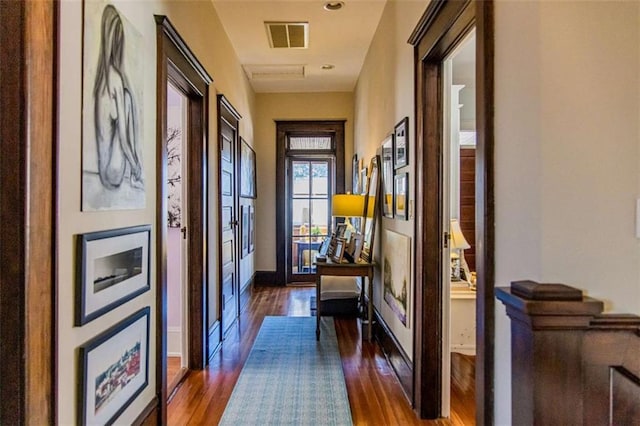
167, 286, 474, 425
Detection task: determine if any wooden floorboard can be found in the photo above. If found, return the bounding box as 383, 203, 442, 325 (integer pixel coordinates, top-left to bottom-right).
167, 286, 474, 425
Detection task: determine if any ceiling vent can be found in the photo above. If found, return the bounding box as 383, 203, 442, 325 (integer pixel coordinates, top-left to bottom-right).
265, 22, 309, 49
243, 64, 306, 80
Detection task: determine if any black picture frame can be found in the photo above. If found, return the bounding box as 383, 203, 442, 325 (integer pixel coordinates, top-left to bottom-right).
394, 172, 409, 220
381, 135, 394, 218
241, 205, 250, 258
394, 117, 409, 169
240, 138, 257, 198
352, 154, 359, 194
75, 225, 151, 326
249, 205, 255, 253
78, 307, 150, 426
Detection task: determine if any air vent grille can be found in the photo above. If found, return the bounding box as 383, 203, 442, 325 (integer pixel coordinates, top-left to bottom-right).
265, 22, 309, 49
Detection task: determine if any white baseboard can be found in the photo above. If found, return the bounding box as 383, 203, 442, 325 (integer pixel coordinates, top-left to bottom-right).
168, 326, 182, 357
450, 344, 476, 356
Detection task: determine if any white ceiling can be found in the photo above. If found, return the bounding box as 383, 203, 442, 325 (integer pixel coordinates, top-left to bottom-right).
211, 0, 387, 93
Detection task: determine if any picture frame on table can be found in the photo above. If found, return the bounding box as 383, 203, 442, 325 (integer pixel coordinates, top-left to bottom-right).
335, 223, 347, 239
77, 307, 150, 426
240, 138, 257, 198
347, 233, 364, 262
75, 225, 151, 326
381, 134, 394, 218
394, 117, 409, 169
331, 237, 347, 263
394, 172, 409, 220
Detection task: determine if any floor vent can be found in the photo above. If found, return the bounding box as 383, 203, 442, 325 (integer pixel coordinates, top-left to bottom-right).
265, 22, 309, 49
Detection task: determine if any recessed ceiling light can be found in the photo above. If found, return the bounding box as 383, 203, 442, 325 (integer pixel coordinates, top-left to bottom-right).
321, 64, 335, 70
323, 2, 344, 11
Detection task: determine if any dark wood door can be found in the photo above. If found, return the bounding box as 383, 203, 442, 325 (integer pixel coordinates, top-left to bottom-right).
219, 117, 239, 334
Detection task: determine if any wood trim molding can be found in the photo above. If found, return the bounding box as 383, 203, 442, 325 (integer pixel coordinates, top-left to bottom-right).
373, 310, 414, 399
255, 271, 279, 286
0, 1, 56, 424
155, 15, 212, 425
275, 120, 346, 285
410, 0, 494, 423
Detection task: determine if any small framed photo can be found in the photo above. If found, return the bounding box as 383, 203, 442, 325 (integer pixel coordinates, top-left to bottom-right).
335, 223, 347, 239
381, 134, 394, 218
76, 225, 151, 326
394, 173, 409, 220
348, 233, 365, 262
394, 117, 409, 169
78, 307, 150, 426
331, 237, 347, 263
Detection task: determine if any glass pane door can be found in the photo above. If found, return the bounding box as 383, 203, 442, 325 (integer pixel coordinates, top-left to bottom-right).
289, 159, 332, 278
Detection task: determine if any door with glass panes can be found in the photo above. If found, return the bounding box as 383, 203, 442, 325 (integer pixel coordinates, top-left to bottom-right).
288, 159, 333, 281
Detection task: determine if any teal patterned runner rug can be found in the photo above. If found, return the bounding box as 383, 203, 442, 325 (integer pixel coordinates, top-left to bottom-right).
219, 316, 353, 425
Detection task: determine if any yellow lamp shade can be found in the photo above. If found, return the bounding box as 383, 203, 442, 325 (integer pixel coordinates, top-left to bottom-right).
332, 194, 365, 217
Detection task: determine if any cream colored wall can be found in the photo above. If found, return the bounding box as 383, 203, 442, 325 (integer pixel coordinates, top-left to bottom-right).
354, 0, 428, 359
253, 92, 354, 271
57, 1, 255, 423
493, 1, 640, 423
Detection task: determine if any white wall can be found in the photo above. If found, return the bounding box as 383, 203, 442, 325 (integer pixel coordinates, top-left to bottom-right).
253, 92, 355, 272
494, 1, 640, 423
57, 1, 255, 423
354, 0, 428, 360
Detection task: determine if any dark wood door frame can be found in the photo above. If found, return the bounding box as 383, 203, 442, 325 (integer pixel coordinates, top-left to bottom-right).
275, 121, 345, 285
216, 94, 242, 337
155, 15, 212, 423
409, 0, 494, 423
0, 1, 56, 424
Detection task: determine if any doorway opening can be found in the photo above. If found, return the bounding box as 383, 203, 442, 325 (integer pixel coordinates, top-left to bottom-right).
156, 16, 212, 422
288, 157, 333, 279
166, 82, 189, 394
275, 121, 345, 285
409, 1, 494, 423
441, 29, 477, 422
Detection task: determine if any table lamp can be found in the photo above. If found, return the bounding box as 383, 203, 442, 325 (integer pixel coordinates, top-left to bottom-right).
450, 218, 470, 281
332, 193, 365, 237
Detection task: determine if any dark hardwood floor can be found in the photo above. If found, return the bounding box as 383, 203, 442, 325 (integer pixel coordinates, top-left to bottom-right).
167, 286, 475, 425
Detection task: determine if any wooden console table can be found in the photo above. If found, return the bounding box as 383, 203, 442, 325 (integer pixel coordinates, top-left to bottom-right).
315, 259, 375, 341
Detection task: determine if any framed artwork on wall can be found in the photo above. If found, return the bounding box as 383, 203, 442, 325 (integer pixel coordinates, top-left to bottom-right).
394, 117, 409, 169
381, 134, 394, 218
75, 225, 151, 326
394, 172, 409, 220
240, 138, 257, 198
77, 307, 150, 425
241, 205, 250, 258
249, 205, 255, 253
383, 230, 411, 327
352, 154, 359, 194
82, 2, 145, 211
